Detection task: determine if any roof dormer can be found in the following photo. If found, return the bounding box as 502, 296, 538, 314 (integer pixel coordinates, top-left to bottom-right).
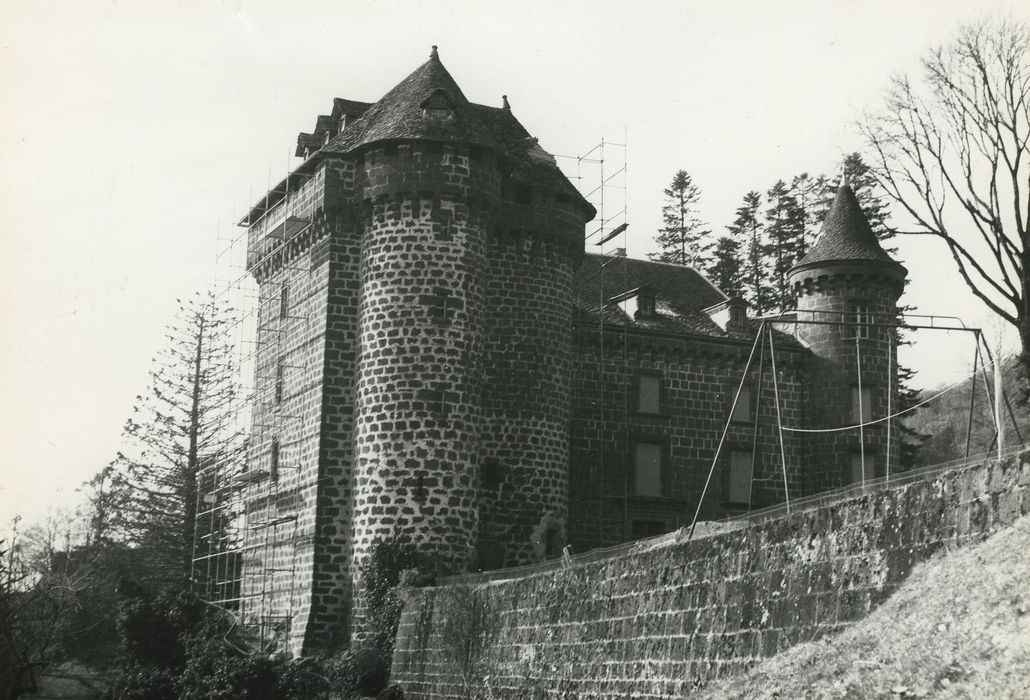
609, 285, 658, 319
703, 297, 749, 333
421, 89, 455, 123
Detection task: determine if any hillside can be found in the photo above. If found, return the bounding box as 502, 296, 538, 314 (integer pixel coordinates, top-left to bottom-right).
698, 514, 1030, 699
906, 357, 1028, 466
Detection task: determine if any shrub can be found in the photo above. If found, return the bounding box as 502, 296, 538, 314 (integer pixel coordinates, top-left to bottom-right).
327, 645, 390, 697
177, 637, 278, 700
104, 664, 178, 700
361, 538, 427, 655
276, 657, 332, 699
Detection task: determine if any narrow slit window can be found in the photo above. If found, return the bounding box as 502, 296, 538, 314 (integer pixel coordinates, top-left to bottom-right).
279, 283, 289, 319
851, 303, 871, 340
275, 358, 285, 404
270, 439, 280, 482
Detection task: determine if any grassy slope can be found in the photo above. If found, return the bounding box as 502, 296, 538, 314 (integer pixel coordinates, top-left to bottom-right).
699, 515, 1030, 699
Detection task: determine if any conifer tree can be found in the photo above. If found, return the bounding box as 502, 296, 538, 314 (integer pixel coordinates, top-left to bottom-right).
789, 172, 822, 256
727, 191, 773, 314
111, 292, 244, 582
764, 180, 807, 311
649, 170, 713, 271
708, 236, 745, 299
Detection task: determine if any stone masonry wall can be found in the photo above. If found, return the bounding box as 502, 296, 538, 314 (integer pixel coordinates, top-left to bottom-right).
478, 232, 575, 568
792, 268, 903, 494
392, 454, 1029, 698
569, 331, 807, 550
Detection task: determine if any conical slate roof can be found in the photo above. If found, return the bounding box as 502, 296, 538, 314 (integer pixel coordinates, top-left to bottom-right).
323, 46, 501, 153
793, 185, 902, 270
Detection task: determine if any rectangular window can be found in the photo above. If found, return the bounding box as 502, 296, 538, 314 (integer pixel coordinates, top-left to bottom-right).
633, 442, 663, 497
269, 439, 280, 482
851, 303, 871, 340
279, 283, 289, 319
849, 451, 879, 484
731, 385, 752, 423
275, 358, 285, 404
727, 450, 753, 504
851, 386, 873, 423
637, 375, 661, 414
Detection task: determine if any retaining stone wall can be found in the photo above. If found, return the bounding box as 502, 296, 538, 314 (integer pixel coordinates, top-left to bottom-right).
392, 455, 1029, 699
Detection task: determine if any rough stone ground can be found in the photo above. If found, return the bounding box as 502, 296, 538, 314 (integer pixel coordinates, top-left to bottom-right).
699, 514, 1030, 699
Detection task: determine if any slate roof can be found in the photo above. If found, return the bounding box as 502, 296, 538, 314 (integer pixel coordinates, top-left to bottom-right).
322, 48, 501, 154
246, 47, 591, 224
793, 185, 904, 271
573, 254, 729, 336
573, 255, 806, 350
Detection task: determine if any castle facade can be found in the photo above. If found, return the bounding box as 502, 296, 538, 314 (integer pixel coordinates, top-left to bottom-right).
230, 48, 906, 655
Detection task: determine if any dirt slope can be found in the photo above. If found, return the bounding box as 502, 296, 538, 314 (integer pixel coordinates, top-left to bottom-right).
699, 515, 1030, 699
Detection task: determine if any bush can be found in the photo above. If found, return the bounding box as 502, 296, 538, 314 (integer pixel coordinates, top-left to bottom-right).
105, 664, 178, 700
362, 537, 431, 655
276, 657, 332, 699
327, 645, 390, 697
177, 637, 278, 700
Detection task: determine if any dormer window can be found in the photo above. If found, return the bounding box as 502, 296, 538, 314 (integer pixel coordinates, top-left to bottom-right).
323, 131, 331, 146
339, 115, 348, 132
421, 90, 455, 124
608, 286, 658, 320
729, 304, 745, 327
637, 294, 656, 318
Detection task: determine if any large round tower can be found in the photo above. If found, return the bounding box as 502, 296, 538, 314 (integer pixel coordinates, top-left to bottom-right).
787, 184, 907, 493
336, 47, 593, 635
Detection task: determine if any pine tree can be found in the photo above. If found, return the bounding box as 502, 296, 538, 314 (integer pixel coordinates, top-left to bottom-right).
112, 292, 244, 583
709, 236, 745, 299
789, 173, 822, 257
764, 180, 807, 311
727, 191, 773, 314
649, 170, 713, 271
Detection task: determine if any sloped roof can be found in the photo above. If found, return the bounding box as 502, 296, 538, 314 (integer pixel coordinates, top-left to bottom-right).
245, 48, 593, 225
322, 48, 500, 154
793, 185, 903, 270
573, 255, 805, 351
573, 254, 730, 336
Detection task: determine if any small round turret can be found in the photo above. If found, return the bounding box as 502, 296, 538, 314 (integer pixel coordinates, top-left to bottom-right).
787, 184, 907, 491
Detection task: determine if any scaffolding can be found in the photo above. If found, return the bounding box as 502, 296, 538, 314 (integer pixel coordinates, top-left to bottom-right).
190, 154, 317, 655
558, 134, 634, 546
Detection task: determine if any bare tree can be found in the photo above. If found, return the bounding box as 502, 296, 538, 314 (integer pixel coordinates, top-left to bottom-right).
861, 17, 1030, 381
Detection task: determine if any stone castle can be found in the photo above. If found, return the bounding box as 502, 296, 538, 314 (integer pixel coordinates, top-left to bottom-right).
233, 47, 906, 655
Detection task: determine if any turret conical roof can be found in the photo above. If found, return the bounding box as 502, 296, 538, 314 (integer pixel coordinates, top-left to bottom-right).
793, 185, 902, 271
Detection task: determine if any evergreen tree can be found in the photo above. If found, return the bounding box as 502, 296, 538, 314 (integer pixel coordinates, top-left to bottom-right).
727, 191, 773, 314
708, 236, 745, 299
649, 170, 713, 271
112, 292, 244, 583
764, 180, 807, 311
789, 172, 822, 256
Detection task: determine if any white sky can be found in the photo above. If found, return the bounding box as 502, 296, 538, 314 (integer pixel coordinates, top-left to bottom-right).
2, 0, 1027, 526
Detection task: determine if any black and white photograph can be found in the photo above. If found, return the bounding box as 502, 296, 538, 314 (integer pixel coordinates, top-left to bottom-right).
2, 1, 1029, 698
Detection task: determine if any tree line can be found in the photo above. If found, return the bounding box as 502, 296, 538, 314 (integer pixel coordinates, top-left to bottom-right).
649, 153, 892, 315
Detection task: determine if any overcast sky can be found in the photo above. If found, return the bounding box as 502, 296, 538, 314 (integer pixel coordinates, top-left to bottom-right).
2, 0, 1027, 527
